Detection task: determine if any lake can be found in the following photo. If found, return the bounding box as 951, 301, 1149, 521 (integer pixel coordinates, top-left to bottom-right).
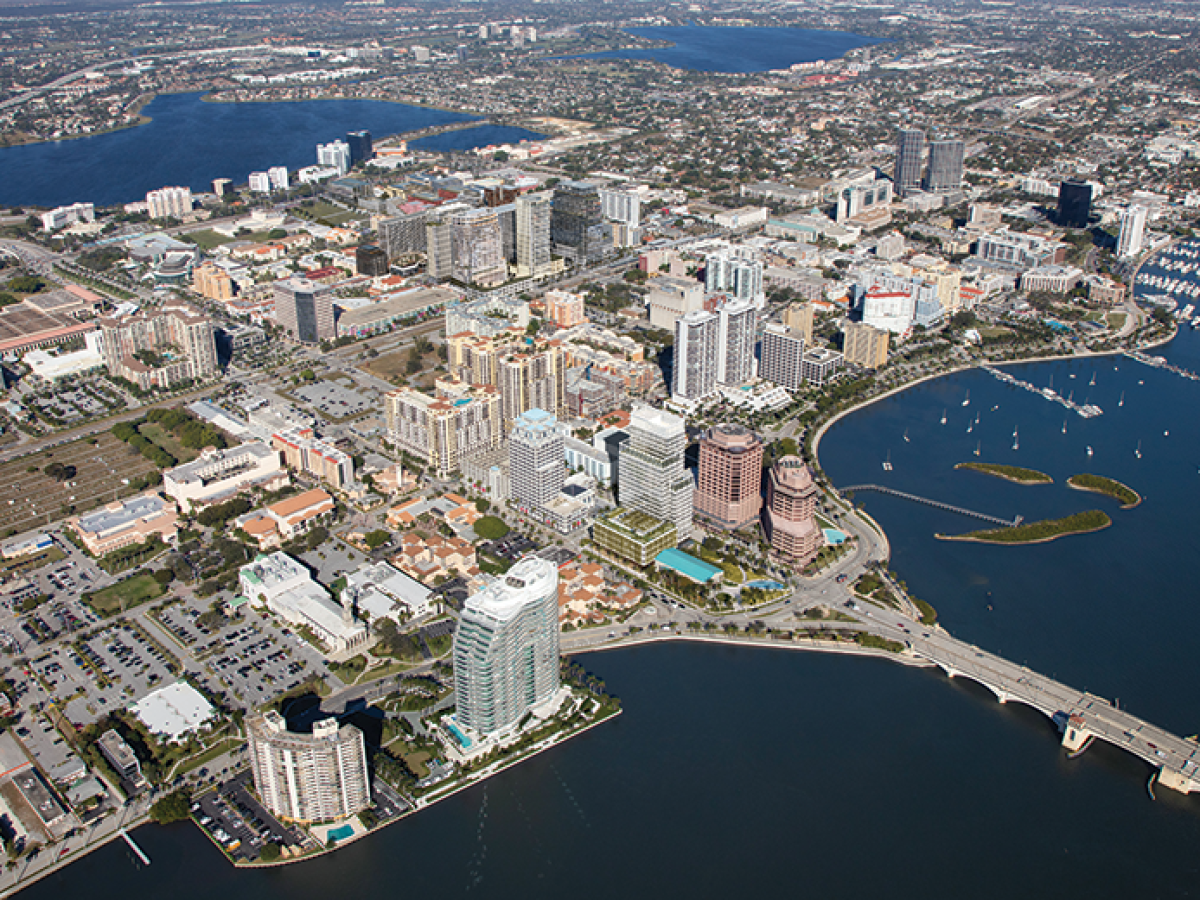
0, 93, 543, 208
578, 24, 882, 73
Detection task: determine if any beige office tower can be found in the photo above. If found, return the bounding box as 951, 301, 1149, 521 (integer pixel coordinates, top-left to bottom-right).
843, 321, 889, 370
247, 711, 370, 823
782, 302, 815, 344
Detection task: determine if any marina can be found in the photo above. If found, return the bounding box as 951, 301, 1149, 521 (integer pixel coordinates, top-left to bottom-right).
982, 364, 1103, 417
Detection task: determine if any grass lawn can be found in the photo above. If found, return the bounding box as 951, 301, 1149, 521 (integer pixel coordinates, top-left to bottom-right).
363, 349, 441, 384
0, 546, 66, 577
1106, 312, 1127, 330
176, 737, 241, 776
140, 422, 198, 463
86, 573, 164, 617
403, 749, 431, 778
180, 229, 234, 251
720, 562, 744, 584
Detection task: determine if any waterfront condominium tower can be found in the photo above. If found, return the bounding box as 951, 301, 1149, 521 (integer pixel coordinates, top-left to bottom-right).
762, 456, 822, 565
453, 556, 561, 736
694, 424, 764, 530
893, 128, 926, 197
247, 710, 370, 823
923, 139, 965, 193
1117, 205, 1148, 259
510, 408, 565, 514
272, 277, 335, 344
619, 404, 694, 539
673, 309, 719, 402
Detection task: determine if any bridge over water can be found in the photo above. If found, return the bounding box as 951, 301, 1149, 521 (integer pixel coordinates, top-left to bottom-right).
901, 625, 1200, 795
842, 484, 1021, 528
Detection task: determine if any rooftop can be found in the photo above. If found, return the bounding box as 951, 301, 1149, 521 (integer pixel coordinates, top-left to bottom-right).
130, 681, 215, 742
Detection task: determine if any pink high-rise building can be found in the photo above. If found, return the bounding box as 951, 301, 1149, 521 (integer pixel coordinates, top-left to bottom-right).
694, 424, 763, 530
763, 456, 821, 564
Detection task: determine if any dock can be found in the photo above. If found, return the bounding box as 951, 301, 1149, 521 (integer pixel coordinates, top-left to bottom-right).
842, 483, 1020, 527
982, 364, 1103, 417
119, 828, 150, 866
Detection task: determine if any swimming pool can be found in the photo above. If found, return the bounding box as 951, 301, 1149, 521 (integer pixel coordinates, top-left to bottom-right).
327, 824, 354, 843
446, 721, 472, 748
745, 580, 784, 590
823, 529, 847, 545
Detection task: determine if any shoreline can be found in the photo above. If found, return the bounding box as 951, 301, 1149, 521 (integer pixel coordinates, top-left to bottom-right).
1066, 477, 1142, 509
935, 519, 1112, 545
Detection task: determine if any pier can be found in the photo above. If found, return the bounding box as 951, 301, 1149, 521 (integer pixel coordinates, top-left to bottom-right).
842, 484, 1020, 527
119, 828, 150, 866
1122, 349, 1200, 383
981, 364, 1102, 417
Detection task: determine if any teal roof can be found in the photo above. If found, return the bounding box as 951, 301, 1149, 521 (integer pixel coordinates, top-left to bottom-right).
655, 548, 721, 583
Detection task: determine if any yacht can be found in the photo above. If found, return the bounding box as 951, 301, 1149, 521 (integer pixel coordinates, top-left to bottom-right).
1087, 446, 1094, 457
1012, 427, 1019, 451
1135, 441, 1142, 460
962, 390, 971, 407
940, 408, 947, 425
882, 451, 893, 472
973, 441, 981, 457
1062, 418, 1068, 435
903, 428, 910, 443
1118, 391, 1125, 408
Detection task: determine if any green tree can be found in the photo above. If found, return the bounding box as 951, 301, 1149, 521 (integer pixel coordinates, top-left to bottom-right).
149, 789, 191, 824
363, 529, 391, 550
474, 516, 510, 540
259, 843, 281, 862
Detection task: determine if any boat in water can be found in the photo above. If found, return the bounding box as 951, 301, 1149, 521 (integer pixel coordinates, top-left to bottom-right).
962, 390, 971, 408
1012, 427, 1019, 451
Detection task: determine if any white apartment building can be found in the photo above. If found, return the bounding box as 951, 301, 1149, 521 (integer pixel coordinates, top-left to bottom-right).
267, 166, 289, 191
145, 186, 193, 220
759, 323, 806, 391
41, 202, 95, 232
599, 187, 641, 228
673, 309, 719, 402
717, 298, 757, 386
317, 140, 351, 176
1117, 205, 1148, 259
248, 171, 272, 193
509, 408, 565, 512
163, 443, 287, 512
247, 711, 370, 823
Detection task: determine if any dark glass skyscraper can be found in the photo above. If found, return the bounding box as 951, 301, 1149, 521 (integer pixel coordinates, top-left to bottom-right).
550, 180, 603, 263
893, 128, 926, 197
346, 130, 373, 165
1057, 179, 1093, 228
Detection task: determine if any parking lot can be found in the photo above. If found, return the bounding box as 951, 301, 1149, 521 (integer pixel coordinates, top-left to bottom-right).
293, 380, 374, 421
194, 771, 305, 861
154, 598, 332, 708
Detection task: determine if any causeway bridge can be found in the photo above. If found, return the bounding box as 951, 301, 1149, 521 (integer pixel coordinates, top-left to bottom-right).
880, 618, 1200, 795
842, 484, 1021, 528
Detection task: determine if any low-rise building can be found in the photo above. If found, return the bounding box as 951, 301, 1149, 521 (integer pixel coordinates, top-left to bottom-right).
239, 552, 367, 653
68, 493, 178, 557
271, 427, 353, 489
343, 561, 433, 623
130, 681, 216, 743
392, 531, 479, 585
592, 507, 677, 567
163, 443, 288, 513
234, 488, 336, 550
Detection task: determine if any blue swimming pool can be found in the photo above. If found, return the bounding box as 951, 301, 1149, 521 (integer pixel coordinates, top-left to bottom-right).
327, 824, 354, 843
446, 721, 472, 748
745, 580, 784, 590
823, 529, 847, 545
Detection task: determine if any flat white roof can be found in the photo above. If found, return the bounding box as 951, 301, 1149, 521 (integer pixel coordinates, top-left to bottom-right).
131, 681, 215, 742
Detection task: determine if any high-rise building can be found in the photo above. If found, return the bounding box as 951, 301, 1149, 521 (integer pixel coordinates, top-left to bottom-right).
759, 324, 807, 391
893, 128, 926, 197
146, 186, 192, 220
248, 171, 271, 193
496, 342, 565, 422
717, 298, 757, 386
647, 276, 705, 330
551, 181, 606, 263
1117, 205, 1148, 258
836, 179, 894, 223
193, 263, 234, 301
599, 187, 641, 228
694, 424, 763, 530
380, 209, 431, 259
515, 191, 552, 277
620, 404, 693, 539
212, 178, 234, 198
451, 207, 507, 287
673, 310, 719, 402
247, 711, 370, 823
267, 166, 289, 191
1057, 180, 1093, 228
544, 290, 586, 328
924, 140, 965, 193
317, 140, 351, 176
346, 130, 373, 165
453, 556, 560, 737
425, 217, 453, 279
510, 408, 565, 513
762, 456, 821, 564
385, 383, 502, 478
273, 277, 335, 344
705, 252, 764, 306
843, 321, 889, 369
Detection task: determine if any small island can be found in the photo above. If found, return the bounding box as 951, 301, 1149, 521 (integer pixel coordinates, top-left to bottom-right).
1067, 473, 1141, 508
937, 510, 1111, 544
956, 462, 1053, 484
